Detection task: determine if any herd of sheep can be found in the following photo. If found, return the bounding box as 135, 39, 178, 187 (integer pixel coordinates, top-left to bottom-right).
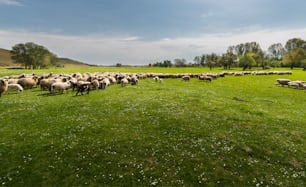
0, 70, 303, 97
276, 78, 306, 90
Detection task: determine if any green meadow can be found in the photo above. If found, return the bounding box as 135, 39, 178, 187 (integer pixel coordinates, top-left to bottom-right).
0, 67, 305, 186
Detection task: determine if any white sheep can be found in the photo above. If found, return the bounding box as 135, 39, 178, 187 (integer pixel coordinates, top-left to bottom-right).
108, 76, 117, 84
234, 72, 243, 76
8, 78, 19, 84
181, 75, 190, 81
120, 78, 129, 87
50, 82, 71, 94
287, 81, 300, 89
199, 75, 212, 82
39, 78, 52, 90
153, 76, 159, 82
288, 81, 303, 89
275, 79, 291, 86
100, 78, 111, 89
0, 79, 8, 97
17, 77, 38, 89
7, 83, 23, 93
91, 79, 100, 90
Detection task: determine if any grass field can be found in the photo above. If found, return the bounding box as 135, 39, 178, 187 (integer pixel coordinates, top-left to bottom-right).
0, 67, 305, 186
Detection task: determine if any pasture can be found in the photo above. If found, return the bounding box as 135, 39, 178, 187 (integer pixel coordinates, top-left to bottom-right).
0, 67, 305, 186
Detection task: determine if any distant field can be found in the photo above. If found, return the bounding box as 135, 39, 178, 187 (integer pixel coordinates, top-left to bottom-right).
0, 68, 305, 186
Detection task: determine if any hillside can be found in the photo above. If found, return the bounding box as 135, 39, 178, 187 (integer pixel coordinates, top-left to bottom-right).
0, 48, 92, 68
56, 57, 95, 67
0, 48, 15, 67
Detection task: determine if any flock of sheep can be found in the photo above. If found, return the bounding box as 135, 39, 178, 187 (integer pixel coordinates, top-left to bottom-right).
276, 78, 306, 90
0, 70, 302, 98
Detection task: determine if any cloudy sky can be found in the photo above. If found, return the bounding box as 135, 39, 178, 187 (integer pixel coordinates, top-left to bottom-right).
0, 0, 306, 65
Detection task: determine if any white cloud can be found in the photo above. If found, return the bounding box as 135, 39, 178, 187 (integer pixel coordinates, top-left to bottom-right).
0, 28, 306, 65
201, 12, 214, 19
0, 0, 22, 6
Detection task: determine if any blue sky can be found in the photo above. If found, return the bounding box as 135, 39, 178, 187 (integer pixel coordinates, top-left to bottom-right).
0, 0, 306, 65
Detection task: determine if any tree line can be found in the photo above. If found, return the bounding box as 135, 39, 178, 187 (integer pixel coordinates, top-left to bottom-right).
9, 38, 306, 70
150, 38, 306, 70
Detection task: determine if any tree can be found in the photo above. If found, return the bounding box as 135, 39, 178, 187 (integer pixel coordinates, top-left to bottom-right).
11, 42, 56, 69
301, 59, 306, 71
268, 43, 286, 60
220, 52, 237, 70
193, 56, 202, 67
205, 53, 218, 70
239, 53, 256, 70
163, 60, 172, 67
231, 42, 262, 56
283, 48, 305, 69
285, 38, 306, 52
174, 58, 186, 67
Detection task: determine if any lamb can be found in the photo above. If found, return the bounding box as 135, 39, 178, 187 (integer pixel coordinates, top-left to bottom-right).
275, 79, 291, 86
50, 82, 71, 94
0, 79, 8, 97
7, 83, 23, 93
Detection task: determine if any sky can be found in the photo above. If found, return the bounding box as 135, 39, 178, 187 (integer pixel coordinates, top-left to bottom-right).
0, 0, 306, 65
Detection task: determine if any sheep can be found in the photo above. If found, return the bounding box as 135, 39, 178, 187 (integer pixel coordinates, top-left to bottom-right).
75, 81, 91, 96
17, 77, 38, 89
287, 81, 304, 89
153, 76, 159, 82
91, 79, 100, 90
7, 83, 23, 93
39, 78, 52, 90
182, 75, 190, 81
199, 75, 212, 82
50, 82, 71, 94
7, 78, 19, 84
130, 76, 139, 85
0, 79, 8, 97
100, 78, 111, 89
287, 81, 300, 89
120, 78, 129, 87
275, 79, 291, 86
108, 76, 117, 84
234, 72, 243, 76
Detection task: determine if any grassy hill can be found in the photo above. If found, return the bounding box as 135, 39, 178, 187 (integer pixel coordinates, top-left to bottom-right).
0, 48, 92, 68
0, 48, 15, 67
